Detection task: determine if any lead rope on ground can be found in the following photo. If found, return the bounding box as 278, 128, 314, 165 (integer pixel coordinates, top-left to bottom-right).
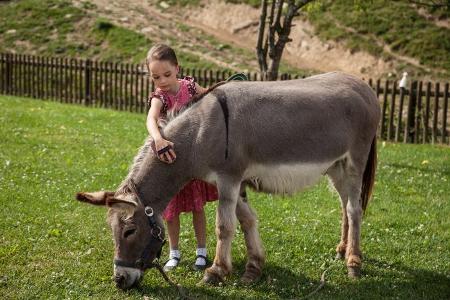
154, 262, 195, 300
293, 257, 340, 300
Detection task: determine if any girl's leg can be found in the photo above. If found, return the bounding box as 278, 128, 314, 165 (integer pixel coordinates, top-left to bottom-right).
193, 209, 208, 270
192, 209, 206, 248
164, 215, 181, 271
167, 215, 181, 250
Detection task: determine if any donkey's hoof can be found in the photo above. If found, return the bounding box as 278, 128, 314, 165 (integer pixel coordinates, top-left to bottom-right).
335, 252, 345, 260
240, 266, 262, 285
347, 266, 361, 278
240, 273, 260, 286
202, 269, 224, 285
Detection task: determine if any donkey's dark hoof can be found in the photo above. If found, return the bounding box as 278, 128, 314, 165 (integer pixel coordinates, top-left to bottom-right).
240, 273, 260, 286
335, 252, 345, 260
202, 270, 224, 285
347, 266, 361, 278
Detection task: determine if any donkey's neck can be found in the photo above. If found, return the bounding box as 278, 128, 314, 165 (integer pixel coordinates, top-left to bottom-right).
132, 118, 198, 215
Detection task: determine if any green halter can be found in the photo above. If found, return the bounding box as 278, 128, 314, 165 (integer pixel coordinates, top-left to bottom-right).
226, 72, 249, 81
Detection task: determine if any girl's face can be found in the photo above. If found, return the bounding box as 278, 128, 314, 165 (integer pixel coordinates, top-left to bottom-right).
148, 60, 179, 94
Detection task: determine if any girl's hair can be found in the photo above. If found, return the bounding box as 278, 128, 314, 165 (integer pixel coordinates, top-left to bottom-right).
146, 44, 178, 67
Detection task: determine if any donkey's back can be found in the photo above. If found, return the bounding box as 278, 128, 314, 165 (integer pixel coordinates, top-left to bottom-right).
188, 72, 380, 195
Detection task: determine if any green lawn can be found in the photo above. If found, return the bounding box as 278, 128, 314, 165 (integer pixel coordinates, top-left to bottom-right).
0, 95, 449, 299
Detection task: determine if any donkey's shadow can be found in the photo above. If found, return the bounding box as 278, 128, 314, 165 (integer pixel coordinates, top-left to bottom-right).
136, 259, 317, 299
137, 256, 450, 299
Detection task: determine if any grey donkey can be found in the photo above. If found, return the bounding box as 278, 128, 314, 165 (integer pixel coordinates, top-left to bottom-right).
76, 71, 380, 289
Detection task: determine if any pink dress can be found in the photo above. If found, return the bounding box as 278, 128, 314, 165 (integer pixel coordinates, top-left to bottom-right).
150, 77, 218, 221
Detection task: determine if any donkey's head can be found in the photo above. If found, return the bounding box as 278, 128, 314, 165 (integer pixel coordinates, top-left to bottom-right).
75, 190, 165, 289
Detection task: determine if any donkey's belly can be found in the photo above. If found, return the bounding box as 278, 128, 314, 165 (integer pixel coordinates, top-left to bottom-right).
244, 161, 334, 195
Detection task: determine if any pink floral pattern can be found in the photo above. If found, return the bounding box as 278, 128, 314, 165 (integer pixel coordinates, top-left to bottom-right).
149, 77, 218, 221
149, 76, 197, 116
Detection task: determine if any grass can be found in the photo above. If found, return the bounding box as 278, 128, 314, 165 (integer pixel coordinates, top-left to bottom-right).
0, 95, 449, 299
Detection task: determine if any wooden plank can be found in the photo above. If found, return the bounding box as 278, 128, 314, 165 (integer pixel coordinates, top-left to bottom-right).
387, 81, 397, 140
395, 87, 406, 142
55, 57, 60, 102
442, 83, 449, 144
76, 58, 81, 103
133, 64, 138, 112
69, 58, 75, 103
36, 55, 41, 99
124, 63, 129, 111
432, 82, 439, 144
0, 54, 4, 94
404, 81, 418, 143
414, 81, 423, 143
113, 62, 119, 109
422, 82, 431, 143
380, 81, 389, 139
140, 64, 145, 113
93, 60, 98, 106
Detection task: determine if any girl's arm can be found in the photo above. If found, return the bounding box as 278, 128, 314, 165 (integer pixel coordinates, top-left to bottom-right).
146, 98, 176, 164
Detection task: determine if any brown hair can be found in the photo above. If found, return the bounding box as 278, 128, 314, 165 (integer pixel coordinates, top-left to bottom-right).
146, 44, 178, 68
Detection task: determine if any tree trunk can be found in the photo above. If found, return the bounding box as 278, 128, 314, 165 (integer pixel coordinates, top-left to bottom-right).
256, 0, 314, 81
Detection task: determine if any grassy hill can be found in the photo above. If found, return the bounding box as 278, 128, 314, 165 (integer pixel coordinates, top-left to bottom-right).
0, 0, 232, 70
0, 0, 449, 79
0, 0, 150, 63
307, 0, 450, 79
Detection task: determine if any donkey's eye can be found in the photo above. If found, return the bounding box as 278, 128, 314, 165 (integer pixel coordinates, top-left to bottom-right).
123, 228, 136, 238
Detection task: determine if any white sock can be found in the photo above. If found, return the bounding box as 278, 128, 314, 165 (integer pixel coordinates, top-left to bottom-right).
195, 248, 207, 265
165, 249, 180, 267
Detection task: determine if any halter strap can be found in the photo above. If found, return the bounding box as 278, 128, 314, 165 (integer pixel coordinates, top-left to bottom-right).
114, 179, 166, 270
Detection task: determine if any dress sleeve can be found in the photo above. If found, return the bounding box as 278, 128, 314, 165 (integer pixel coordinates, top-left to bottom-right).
148, 89, 169, 114
183, 76, 197, 97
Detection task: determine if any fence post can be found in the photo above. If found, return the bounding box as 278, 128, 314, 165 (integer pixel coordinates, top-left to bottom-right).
404, 81, 418, 143
5, 53, 13, 95
84, 59, 91, 106
432, 83, 440, 144
395, 87, 406, 142
442, 83, 449, 144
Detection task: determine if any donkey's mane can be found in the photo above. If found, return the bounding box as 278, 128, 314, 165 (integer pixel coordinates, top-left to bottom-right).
116, 138, 153, 196
166, 81, 228, 122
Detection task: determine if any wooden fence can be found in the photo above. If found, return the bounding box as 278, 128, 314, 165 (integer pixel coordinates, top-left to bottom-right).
1, 53, 449, 144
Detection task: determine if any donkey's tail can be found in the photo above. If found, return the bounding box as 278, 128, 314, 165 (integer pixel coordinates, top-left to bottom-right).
361, 137, 377, 213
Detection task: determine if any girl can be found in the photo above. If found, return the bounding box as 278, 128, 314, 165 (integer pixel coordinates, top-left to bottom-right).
145, 44, 218, 272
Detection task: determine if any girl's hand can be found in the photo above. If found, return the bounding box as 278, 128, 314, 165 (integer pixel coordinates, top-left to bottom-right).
154, 138, 176, 164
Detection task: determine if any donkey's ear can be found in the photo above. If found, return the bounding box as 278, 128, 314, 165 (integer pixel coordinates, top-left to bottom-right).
106, 193, 138, 207
76, 191, 115, 206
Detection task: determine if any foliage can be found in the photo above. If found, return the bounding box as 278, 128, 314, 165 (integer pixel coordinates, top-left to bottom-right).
0, 95, 449, 299
225, 0, 261, 8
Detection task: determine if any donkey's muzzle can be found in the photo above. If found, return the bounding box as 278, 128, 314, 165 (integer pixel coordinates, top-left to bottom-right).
114, 274, 126, 289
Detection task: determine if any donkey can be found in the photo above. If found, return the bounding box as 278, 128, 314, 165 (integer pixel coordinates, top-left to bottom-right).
76, 71, 380, 289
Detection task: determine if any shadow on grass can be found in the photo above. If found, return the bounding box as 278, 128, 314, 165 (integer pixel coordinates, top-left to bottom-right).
321, 257, 450, 300
135, 256, 450, 299
133, 260, 317, 299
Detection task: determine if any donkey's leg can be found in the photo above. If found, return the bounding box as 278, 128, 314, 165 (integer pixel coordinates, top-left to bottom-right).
235, 185, 265, 284
202, 177, 241, 284
327, 161, 349, 260
345, 173, 364, 278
